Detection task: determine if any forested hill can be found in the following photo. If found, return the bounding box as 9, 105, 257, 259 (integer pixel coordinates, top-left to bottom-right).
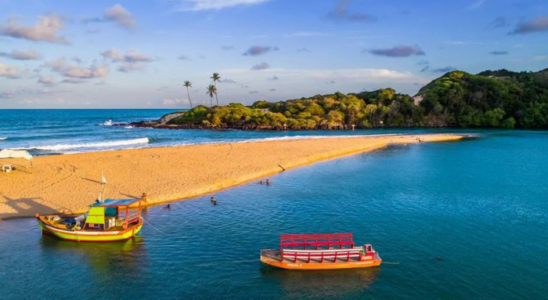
156, 68, 548, 130
416, 68, 548, 128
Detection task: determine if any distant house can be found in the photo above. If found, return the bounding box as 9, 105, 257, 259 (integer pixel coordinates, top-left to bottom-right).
413, 95, 423, 106
261, 108, 270, 113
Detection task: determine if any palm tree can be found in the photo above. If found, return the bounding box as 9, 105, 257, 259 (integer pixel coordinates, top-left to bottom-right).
183, 81, 193, 109
206, 85, 217, 108
211, 73, 221, 106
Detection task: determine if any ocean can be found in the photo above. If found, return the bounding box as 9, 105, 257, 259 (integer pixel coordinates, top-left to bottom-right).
1, 110, 547, 299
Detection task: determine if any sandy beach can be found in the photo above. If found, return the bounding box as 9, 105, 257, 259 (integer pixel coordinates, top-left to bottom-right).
0, 134, 464, 219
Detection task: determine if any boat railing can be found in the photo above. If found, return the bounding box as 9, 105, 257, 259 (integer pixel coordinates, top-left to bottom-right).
281, 247, 366, 263
280, 233, 354, 249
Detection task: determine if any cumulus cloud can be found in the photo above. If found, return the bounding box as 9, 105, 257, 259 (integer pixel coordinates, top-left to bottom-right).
251, 62, 270, 70
0, 49, 41, 60
269, 88, 276, 92
47, 57, 109, 79
326, 0, 376, 22
221, 45, 234, 50
511, 16, 548, 34
0, 61, 18, 78
243, 46, 279, 56
83, 4, 135, 30
368, 45, 425, 57
490, 51, 508, 55
0, 14, 67, 44
175, 0, 272, 11
222, 78, 237, 83
432, 66, 457, 73
38, 76, 55, 85
268, 75, 279, 80
420, 66, 430, 73
178, 55, 191, 61
105, 4, 135, 29
101, 48, 152, 72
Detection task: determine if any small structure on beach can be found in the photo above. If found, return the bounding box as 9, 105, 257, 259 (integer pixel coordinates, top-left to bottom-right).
0, 149, 33, 171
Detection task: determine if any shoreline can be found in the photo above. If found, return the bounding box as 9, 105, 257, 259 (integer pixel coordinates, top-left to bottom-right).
0, 134, 467, 220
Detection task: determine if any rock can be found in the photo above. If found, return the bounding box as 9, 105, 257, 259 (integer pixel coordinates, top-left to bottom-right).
158, 112, 185, 125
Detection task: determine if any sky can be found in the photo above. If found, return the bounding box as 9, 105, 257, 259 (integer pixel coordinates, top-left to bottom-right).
0, 0, 547, 108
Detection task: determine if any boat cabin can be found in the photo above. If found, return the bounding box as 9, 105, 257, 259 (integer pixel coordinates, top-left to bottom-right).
82, 197, 143, 231
279, 233, 376, 263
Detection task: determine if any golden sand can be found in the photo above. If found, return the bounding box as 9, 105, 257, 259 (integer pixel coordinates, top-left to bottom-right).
0, 134, 464, 219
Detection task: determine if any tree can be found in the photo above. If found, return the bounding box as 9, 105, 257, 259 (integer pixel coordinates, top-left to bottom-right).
206, 85, 217, 108
211, 73, 221, 106
184, 81, 193, 109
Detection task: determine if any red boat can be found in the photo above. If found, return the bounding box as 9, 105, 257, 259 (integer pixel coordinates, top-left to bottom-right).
260, 233, 382, 270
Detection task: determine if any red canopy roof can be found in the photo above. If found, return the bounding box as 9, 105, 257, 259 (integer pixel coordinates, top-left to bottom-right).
280, 233, 354, 249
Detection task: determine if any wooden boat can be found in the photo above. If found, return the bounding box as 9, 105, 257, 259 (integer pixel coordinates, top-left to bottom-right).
36, 193, 146, 242
260, 233, 382, 270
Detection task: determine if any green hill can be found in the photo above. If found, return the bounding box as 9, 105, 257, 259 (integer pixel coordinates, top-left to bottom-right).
161, 68, 548, 130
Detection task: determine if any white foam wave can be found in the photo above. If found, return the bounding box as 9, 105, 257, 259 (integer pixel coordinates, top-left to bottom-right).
125, 126, 134, 129
100, 119, 113, 126
0, 137, 6, 141
18, 138, 149, 151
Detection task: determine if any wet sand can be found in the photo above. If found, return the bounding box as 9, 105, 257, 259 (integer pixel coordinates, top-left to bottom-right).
0, 134, 464, 219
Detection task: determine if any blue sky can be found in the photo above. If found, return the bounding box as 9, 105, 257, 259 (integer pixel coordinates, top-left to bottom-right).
0, 0, 547, 108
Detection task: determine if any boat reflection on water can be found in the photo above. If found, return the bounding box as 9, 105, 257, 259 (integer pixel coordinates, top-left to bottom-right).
261, 266, 380, 298
39, 235, 148, 277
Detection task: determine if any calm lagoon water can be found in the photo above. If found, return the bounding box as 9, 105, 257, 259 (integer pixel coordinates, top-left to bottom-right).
1, 110, 548, 299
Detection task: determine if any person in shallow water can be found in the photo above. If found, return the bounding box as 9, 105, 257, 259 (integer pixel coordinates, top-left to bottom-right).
210, 197, 217, 205
266, 179, 270, 186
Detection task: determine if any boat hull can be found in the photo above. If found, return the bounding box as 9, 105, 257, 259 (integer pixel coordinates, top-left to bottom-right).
260, 249, 382, 270
37, 217, 143, 242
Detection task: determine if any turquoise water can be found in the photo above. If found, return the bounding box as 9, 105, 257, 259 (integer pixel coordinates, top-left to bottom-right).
1, 129, 548, 299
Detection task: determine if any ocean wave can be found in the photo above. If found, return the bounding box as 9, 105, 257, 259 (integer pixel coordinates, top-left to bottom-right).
98, 119, 125, 126
0, 137, 6, 141
100, 119, 113, 126
16, 138, 149, 151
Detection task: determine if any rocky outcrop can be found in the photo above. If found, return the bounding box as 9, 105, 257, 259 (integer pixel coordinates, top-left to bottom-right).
158, 112, 185, 125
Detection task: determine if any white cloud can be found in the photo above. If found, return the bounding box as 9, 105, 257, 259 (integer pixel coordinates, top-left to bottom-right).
104, 4, 135, 29
175, 0, 272, 11
38, 76, 55, 85
0, 49, 41, 60
0, 14, 67, 44
162, 98, 189, 107
101, 48, 153, 72
101, 48, 125, 61
0, 61, 18, 78
47, 57, 109, 79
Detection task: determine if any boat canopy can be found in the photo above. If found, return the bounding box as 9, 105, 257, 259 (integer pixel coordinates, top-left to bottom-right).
91, 198, 142, 207
280, 233, 355, 249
